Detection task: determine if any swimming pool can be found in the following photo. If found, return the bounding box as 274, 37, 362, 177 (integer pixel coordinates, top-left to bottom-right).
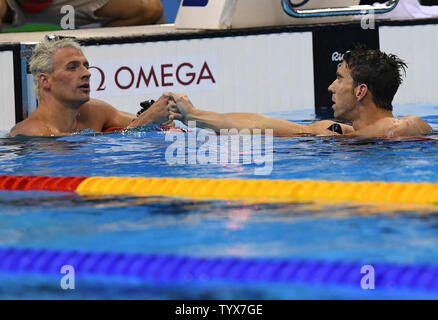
1, 103, 438, 299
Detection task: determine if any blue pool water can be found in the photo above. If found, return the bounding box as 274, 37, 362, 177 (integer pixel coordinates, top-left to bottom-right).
0, 104, 438, 299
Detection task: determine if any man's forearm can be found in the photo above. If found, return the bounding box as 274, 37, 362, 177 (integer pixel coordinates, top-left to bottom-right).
188, 110, 310, 136
126, 107, 166, 128
127, 113, 154, 128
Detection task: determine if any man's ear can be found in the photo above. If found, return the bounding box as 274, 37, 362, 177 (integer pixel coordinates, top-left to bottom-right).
355, 84, 368, 101
38, 73, 50, 90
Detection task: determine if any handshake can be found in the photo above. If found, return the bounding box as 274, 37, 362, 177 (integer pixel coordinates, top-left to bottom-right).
135, 92, 198, 127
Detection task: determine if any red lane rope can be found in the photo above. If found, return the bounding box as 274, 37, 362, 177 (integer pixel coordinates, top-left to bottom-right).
0, 175, 87, 192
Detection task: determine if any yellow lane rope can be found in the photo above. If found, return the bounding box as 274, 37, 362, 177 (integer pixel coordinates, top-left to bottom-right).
75, 177, 438, 205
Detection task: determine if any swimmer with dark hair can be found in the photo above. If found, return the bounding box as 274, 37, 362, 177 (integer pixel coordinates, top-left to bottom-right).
167, 46, 432, 138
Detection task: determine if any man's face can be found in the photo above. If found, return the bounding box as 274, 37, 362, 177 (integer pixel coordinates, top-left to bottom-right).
328, 61, 358, 121
47, 47, 91, 105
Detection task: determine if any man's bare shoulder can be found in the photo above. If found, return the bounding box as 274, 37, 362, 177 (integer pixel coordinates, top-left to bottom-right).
399, 115, 433, 133
77, 99, 135, 131
388, 115, 432, 137
9, 119, 54, 137
78, 99, 114, 114
356, 116, 432, 138
78, 99, 128, 122
83, 98, 114, 107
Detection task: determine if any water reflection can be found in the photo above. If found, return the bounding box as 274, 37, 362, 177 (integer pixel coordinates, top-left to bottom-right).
0, 120, 437, 181
0, 191, 437, 218
0, 136, 87, 157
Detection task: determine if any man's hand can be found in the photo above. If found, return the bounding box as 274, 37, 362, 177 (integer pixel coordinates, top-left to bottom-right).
127, 94, 171, 128
144, 94, 170, 124
165, 92, 198, 125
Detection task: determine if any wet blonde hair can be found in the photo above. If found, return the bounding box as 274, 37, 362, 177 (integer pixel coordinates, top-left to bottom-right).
29, 38, 82, 99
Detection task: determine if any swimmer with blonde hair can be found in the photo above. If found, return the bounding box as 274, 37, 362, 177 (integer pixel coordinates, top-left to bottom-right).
9, 38, 174, 137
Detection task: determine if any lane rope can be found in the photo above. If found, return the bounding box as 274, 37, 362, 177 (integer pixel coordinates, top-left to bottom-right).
0, 247, 437, 292
0, 175, 437, 205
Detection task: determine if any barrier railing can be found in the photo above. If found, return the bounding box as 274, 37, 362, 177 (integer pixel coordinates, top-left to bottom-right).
282, 0, 399, 18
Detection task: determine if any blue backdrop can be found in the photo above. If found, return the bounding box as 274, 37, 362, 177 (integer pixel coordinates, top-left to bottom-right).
162, 1, 181, 23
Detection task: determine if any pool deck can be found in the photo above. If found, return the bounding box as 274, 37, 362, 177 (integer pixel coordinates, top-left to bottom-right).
0, 23, 204, 44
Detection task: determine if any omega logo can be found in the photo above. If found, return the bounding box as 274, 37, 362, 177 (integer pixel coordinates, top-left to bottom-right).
89, 61, 216, 92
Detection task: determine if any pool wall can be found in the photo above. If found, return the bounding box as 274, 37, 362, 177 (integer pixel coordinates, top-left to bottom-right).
0, 45, 20, 131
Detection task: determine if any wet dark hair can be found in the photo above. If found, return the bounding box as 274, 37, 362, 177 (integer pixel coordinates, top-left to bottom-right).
343, 44, 407, 111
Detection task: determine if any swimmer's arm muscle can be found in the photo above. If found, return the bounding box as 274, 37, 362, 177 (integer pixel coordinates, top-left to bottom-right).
84, 100, 136, 131
168, 93, 309, 135
168, 93, 356, 136
189, 110, 310, 136
105, 109, 136, 130
188, 112, 356, 136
